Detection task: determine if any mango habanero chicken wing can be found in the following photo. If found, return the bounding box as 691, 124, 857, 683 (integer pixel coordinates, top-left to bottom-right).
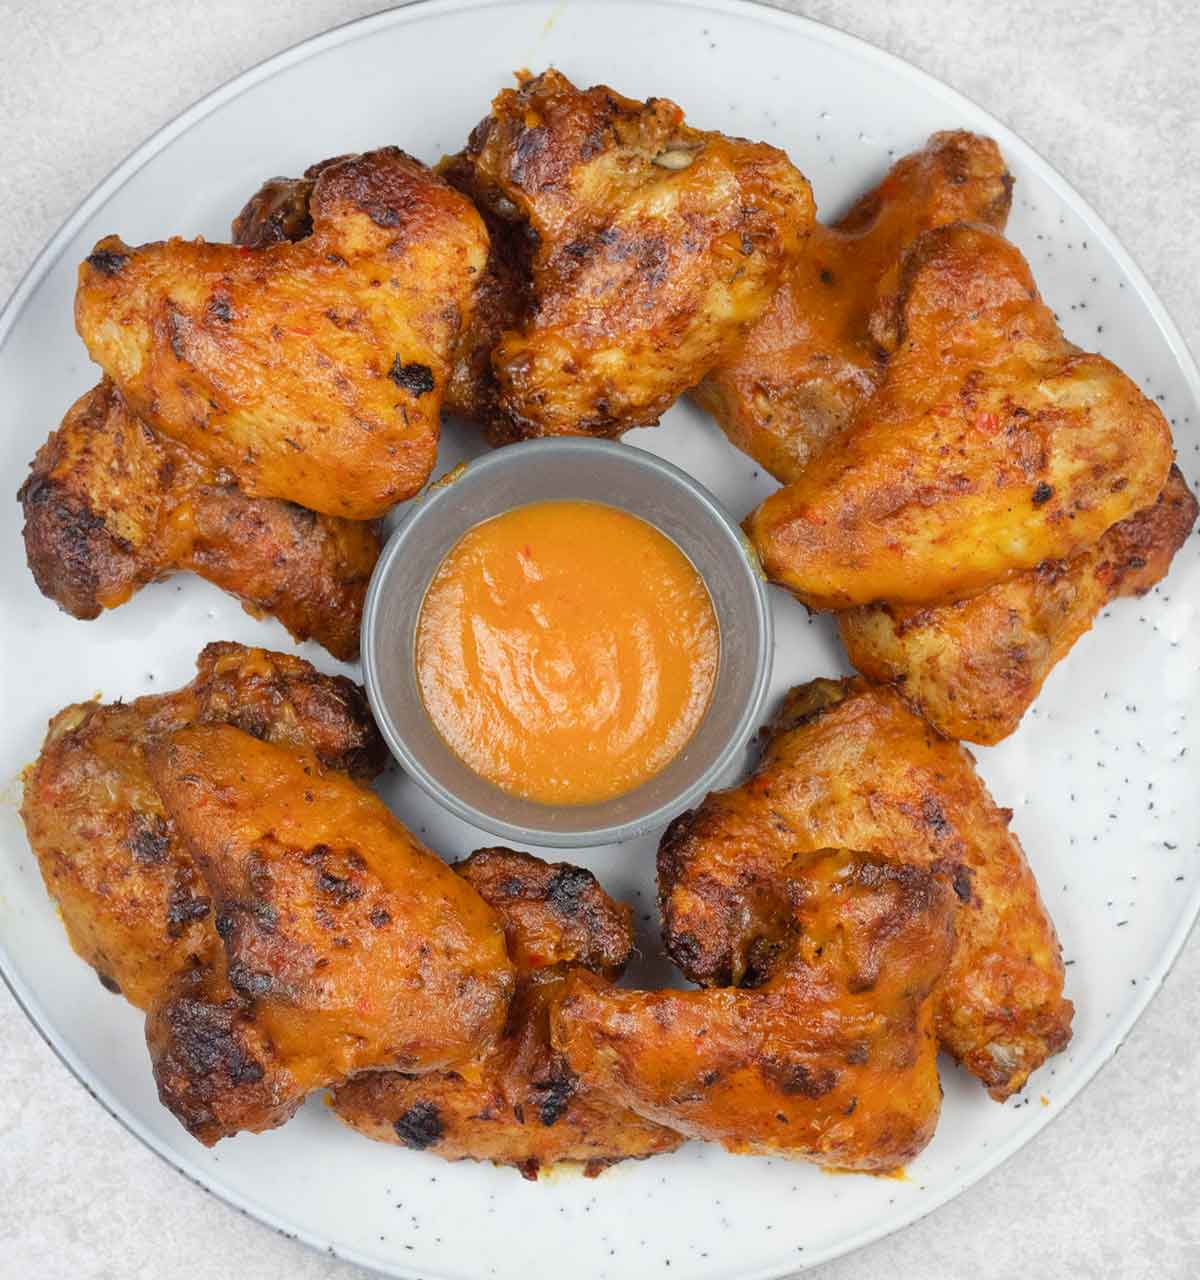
552, 847, 956, 1173
839, 466, 1198, 743
145, 725, 514, 1144
74, 148, 489, 519
656, 678, 1074, 1101
438, 69, 816, 443
694, 130, 1013, 483
18, 381, 380, 661
332, 848, 683, 1178
745, 223, 1174, 610
19, 641, 387, 1011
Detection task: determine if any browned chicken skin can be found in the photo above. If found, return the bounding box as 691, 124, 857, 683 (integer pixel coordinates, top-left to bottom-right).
18, 381, 380, 661
840, 467, 1199, 743
436, 151, 536, 430
75, 148, 489, 518
332, 848, 683, 1177
19, 642, 386, 1010
553, 848, 956, 1172
657, 678, 1073, 1100
746, 223, 1174, 610
228, 157, 350, 247
442, 70, 815, 443
145, 726, 514, 1144
696, 131, 1013, 482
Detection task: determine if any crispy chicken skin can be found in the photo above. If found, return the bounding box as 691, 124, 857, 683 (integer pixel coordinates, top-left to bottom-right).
18, 381, 380, 661
145, 959, 307, 1140
75, 148, 489, 518
436, 151, 536, 429
19, 642, 386, 1010
840, 467, 1199, 743
745, 224, 1174, 610
552, 849, 956, 1172
657, 678, 1073, 1100
332, 848, 682, 1178
695, 131, 1013, 483
145, 726, 515, 1144
228, 156, 349, 247
443, 69, 815, 443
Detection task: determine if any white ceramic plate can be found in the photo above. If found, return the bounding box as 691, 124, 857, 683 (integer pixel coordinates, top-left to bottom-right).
2, 2, 1197, 1277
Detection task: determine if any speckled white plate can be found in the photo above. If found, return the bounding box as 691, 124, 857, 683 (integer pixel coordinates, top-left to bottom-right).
1, 2, 1197, 1277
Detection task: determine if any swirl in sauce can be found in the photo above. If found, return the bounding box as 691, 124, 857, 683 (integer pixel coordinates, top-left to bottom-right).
416, 500, 719, 805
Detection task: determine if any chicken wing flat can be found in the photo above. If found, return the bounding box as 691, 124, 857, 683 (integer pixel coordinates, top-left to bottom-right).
695, 131, 1013, 483
145, 726, 514, 1144
553, 848, 955, 1172
840, 466, 1199, 743
19, 642, 386, 1010
658, 678, 1073, 1100
442, 69, 815, 443
18, 381, 380, 660
75, 148, 489, 518
332, 848, 682, 1178
746, 223, 1174, 610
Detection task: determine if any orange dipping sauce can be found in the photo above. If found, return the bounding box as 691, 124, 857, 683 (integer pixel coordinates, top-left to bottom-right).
415, 500, 719, 805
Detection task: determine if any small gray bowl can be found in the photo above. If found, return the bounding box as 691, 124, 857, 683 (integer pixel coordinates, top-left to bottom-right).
361, 437, 772, 848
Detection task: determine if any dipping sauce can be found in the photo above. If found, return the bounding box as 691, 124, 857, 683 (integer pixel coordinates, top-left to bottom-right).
415, 500, 719, 805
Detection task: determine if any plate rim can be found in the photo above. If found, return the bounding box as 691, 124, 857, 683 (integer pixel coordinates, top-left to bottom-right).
2, 1, 1198, 1277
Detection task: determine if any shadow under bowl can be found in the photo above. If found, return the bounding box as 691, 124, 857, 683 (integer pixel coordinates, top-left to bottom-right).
361, 437, 773, 848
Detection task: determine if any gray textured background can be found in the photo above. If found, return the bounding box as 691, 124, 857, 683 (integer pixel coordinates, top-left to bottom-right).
1, 1, 1197, 1277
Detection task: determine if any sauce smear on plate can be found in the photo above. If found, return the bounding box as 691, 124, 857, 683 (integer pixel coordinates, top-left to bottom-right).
416, 500, 719, 805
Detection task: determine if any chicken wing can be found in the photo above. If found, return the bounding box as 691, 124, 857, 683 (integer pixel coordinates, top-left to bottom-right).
435, 150, 536, 430
442, 69, 815, 443
75, 148, 489, 518
553, 848, 955, 1172
695, 131, 1013, 482
19, 642, 386, 1010
746, 223, 1174, 610
657, 678, 1073, 1100
332, 848, 682, 1178
145, 725, 514, 1144
839, 466, 1199, 743
18, 381, 380, 660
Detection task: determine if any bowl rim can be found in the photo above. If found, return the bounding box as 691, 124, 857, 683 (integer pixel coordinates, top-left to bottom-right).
360, 436, 774, 848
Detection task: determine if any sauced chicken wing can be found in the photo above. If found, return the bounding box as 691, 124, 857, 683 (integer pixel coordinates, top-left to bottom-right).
746, 223, 1174, 610
145, 726, 514, 1144
442, 69, 815, 443
332, 848, 682, 1178
695, 131, 1013, 482
658, 678, 1073, 1100
19, 642, 386, 1010
18, 381, 380, 660
553, 849, 955, 1172
75, 149, 489, 518
840, 467, 1199, 743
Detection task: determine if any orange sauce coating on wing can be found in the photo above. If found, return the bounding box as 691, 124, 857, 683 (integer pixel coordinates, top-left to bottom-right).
415, 500, 719, 805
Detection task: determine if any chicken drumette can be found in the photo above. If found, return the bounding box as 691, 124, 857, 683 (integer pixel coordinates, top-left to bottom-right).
438, 69, 815, 443
332, 848, 683, 1178
656, 678, 1073, 1101
75, 148, 489, 518
18, 381, 380, 661
695, 130, 1013, 482
19, 642, 386, 1009
553, 847, 956, 1173
839, 466, 1198, 743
